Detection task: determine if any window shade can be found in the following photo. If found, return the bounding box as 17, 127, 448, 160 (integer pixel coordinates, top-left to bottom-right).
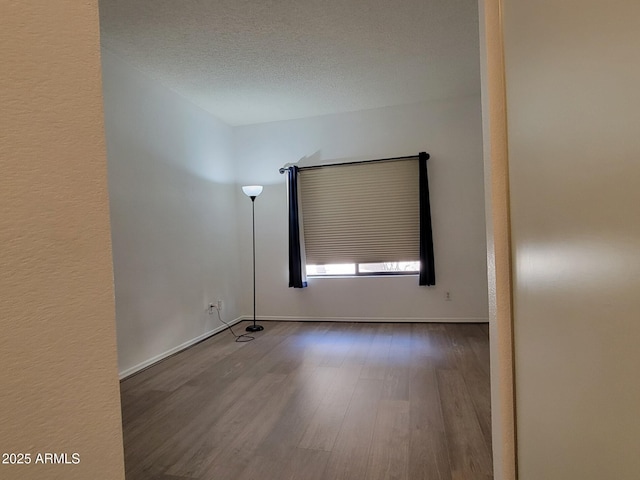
299, 158, 420, 265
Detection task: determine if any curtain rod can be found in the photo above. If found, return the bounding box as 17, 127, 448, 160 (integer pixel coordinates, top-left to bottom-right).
278, 152, 429, 174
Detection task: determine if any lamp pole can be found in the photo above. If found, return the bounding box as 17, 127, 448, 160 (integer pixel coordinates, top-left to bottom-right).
242, 186, 264, 332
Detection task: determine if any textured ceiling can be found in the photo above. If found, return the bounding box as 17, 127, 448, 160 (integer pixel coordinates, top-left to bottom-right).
99, 0, 480, 126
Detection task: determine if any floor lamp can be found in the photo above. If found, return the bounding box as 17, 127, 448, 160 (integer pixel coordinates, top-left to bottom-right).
242, 185, 264, 332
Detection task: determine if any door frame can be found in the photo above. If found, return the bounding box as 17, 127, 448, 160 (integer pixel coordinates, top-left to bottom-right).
479, 1, 517, 479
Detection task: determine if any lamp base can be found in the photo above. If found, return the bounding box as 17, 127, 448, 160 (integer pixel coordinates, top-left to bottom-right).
246, 324, 264, 332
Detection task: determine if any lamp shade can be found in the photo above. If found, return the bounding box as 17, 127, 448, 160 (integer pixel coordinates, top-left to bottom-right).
242, 185, 263, 197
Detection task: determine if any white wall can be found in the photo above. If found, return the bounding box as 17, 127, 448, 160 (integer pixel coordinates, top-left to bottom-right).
102, 50, 242, 377
503, 1, 640, 478
234, 97, 489, 322
103, 63, 489, 375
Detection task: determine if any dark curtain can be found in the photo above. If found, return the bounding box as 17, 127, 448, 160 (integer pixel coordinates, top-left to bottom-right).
419, 152, 436, 286
287, 166, 307, 288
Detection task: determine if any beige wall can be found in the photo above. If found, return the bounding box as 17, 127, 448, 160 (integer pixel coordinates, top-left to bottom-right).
0, 2, 125, 480
503, 0, 640, 478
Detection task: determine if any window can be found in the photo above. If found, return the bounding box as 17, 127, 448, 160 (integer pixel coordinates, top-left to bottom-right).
306, 261, 419, 276
299, 158, 420, 277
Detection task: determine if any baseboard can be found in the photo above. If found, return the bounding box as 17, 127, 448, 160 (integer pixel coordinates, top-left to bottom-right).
254, 315, 489, 323
119, 316, 245, 380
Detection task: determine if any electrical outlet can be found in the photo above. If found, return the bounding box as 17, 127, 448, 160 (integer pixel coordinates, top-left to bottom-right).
208, 303, 215, 314
445, 291, 452, 301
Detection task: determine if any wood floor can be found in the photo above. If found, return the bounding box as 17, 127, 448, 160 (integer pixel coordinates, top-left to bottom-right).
120, 321, 492, 480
